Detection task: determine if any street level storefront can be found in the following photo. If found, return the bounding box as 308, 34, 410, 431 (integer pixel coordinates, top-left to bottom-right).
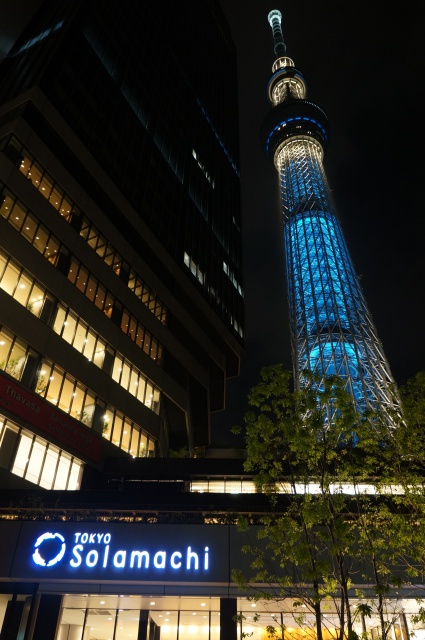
1, 521, 425, 640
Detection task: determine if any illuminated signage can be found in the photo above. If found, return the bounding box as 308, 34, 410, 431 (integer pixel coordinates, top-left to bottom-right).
31, 530, 209, 573
33, 532, 66, 567
0, 521, 262, 586
5, 522, 230, 583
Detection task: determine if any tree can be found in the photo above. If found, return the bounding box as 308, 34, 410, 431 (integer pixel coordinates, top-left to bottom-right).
232, 365, 425, 640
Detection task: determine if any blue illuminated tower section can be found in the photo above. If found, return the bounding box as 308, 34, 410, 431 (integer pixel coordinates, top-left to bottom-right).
262, 10, 397, 415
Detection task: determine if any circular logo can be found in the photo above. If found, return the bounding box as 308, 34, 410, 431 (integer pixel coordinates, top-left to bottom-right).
32, 532, 66, 567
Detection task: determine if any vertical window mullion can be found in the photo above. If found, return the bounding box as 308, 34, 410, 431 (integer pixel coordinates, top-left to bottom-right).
49, 446, 61, 489
55, 369, 67, 412
68, 379, 79, 416
22, 434, 36, 482
36, 440, 49, 486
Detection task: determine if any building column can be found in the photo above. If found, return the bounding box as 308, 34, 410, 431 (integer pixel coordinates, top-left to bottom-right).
30, 594, 62, 640
148, 618, 160, 640
0, 425, 20, 471
1, 593, 31, 640
220, 598, 237, 640
137, 610, 149, 640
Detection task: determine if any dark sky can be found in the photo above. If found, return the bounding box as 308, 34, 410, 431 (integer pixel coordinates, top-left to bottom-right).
212, 1, 425, 445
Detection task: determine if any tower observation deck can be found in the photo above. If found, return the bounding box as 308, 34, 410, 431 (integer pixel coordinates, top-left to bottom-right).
262, 10, 397, 417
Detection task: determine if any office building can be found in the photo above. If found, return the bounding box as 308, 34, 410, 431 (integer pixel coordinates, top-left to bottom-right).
0, 2, 246, 634
0, 0, 244, 492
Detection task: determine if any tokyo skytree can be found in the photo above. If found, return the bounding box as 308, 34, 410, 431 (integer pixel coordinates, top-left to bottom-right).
262, 10, 397, 417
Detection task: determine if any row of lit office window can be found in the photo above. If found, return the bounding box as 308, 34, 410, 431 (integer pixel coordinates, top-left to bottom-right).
0, 184, 164, 365
0, 249, 160, 417
0, 415, 83, 490
81, 219, 167, 325
189, 479, 390, 496
223, 260, 243, 297
0, 186, 61, 261
183, 252, 244, 338
67, 256, 163, 364
0, 325, 156, 458
0, 252, 47, 313
54, 305, 161, 409
0, 326, 29, 378
190, 479, 257, 494
53, 304, 107, 367
36, 356, 156, 455
0, 135, 167, 325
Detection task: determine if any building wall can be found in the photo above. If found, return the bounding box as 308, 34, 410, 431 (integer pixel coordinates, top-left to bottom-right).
0, 0, 243, 485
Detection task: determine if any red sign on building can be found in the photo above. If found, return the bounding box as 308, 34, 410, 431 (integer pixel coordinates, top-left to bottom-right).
0, 374, 102, 463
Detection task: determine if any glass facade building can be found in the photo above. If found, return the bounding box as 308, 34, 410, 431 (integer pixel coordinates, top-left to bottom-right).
0, 0, 244, 485
0, 3, 247, 634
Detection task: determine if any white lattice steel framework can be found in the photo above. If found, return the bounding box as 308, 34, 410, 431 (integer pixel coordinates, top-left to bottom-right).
262, 10, 398, 417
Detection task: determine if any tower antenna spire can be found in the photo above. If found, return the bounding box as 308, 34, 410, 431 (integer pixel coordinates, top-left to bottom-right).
268, 10, 286, 58
261, 9, 400, 426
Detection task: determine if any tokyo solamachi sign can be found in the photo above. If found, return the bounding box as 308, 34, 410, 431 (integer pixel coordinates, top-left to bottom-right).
9, 522, 229, 583
32, 529, 209, 573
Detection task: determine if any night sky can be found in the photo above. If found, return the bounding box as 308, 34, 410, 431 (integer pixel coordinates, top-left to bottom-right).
212, 2, 425, 445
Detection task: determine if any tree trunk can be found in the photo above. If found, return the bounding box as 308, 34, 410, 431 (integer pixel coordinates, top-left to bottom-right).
313, 584, 324, 640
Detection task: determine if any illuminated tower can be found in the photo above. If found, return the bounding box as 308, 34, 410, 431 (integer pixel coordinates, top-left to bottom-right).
262, 10, 397, 416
